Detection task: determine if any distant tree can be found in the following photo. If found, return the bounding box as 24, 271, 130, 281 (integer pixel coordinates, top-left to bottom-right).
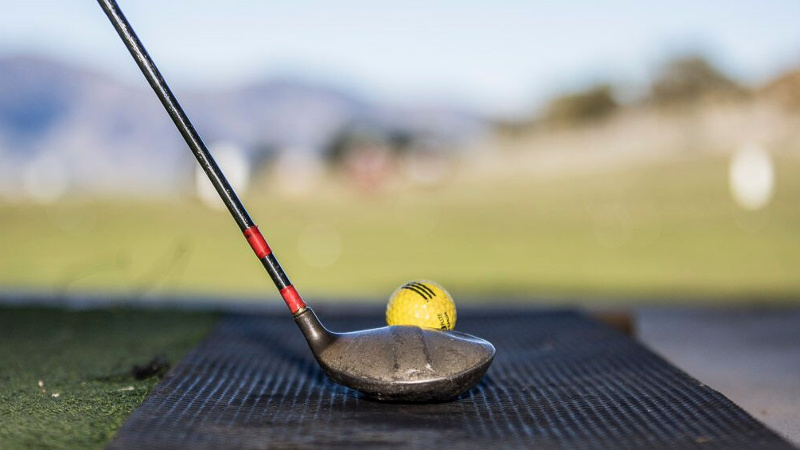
543, 84, 619, 126
326, 127, 375, 165
649, 55, 742, 105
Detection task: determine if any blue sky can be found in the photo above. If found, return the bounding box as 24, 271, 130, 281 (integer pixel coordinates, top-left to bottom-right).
2, 0, 799, 117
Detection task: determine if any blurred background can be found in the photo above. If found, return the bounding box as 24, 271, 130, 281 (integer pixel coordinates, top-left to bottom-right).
1, 0, 799, 304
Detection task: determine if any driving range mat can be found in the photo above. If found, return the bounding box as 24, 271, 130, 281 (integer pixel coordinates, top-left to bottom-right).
108, 308, 793, 449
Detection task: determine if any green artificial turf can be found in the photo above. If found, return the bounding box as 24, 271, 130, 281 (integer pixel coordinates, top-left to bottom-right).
0, 307, 217, 449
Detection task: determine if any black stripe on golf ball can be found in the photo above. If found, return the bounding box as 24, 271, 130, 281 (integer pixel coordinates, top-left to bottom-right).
411, 282, 436, 298
402, 283, 432, 300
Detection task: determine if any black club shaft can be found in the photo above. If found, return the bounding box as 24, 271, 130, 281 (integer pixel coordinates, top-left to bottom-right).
97, 0, 306, 313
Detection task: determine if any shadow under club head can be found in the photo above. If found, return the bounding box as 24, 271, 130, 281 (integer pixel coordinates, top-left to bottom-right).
295, 308, 496, 402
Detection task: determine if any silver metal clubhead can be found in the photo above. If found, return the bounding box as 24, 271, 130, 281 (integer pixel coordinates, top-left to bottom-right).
294, 308, 495, 402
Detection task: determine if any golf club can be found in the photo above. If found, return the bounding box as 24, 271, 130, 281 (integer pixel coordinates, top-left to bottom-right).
97, 0, 495, 402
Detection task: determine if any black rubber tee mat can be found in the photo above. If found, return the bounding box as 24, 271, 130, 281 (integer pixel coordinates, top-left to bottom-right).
109, 309, 793, 449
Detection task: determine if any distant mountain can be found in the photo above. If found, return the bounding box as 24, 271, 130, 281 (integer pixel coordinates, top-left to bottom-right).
0, 55, 486, 197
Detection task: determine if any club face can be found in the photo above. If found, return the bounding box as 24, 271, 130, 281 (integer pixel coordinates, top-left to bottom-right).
295, 309, 495, 402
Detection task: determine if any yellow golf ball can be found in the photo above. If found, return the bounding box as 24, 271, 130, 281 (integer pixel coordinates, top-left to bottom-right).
386, 280, 456, 330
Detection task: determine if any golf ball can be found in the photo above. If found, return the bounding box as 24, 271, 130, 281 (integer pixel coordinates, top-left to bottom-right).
386, 280, 456, 330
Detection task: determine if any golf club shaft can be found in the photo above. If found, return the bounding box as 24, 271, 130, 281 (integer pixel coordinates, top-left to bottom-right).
97, 0, 306, 314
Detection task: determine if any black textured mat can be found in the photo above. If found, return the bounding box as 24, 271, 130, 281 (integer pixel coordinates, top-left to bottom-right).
109, 309, 793, 449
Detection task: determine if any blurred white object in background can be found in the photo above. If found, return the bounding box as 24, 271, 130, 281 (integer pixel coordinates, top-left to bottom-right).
401, 150, 450, 188
273, 149, 324, 196
195, 142, 250, 210
23, 153, 70, 203
729, 143, 774, 210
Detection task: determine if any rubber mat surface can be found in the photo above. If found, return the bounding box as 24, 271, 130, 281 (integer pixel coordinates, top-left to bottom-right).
109, 309, 793, 449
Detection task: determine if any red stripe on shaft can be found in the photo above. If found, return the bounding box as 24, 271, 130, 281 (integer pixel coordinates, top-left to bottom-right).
243, 226, 271, 259
280, 286, 306, 314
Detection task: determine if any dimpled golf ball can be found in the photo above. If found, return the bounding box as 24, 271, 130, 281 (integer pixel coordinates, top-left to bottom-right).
386, 280, 456, 330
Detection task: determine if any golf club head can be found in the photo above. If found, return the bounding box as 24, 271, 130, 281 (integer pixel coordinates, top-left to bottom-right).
295, 308, 495, 402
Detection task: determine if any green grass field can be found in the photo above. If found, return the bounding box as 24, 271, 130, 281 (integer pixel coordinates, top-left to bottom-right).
0, 307, 217, 449
1, 152, 799, 304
